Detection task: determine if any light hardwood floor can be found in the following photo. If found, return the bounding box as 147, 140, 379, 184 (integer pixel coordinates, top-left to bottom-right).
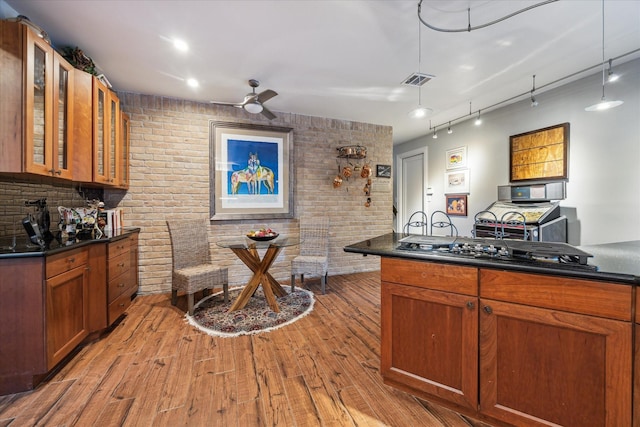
0, 272, 492, 427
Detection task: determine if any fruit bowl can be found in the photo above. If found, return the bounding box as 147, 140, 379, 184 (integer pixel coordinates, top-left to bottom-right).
246, 228, 278, 241
246, 233, 279, 241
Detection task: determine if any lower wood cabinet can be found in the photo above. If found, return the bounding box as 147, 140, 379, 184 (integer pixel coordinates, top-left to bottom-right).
107, 233, 138, 324
45, 248, 90, 369
635, 290, 640, 427
380, 257, 634, 427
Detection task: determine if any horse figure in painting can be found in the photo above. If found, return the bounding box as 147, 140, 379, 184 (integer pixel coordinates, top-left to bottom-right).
229, 152, 275, 195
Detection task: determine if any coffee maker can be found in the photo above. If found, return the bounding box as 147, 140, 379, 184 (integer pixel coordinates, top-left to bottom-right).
22, 198, 52, 246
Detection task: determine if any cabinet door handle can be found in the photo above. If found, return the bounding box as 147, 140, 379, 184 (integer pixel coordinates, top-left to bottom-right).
118, 283, 125, 288
67, 257, 76, 263
483, 305, 493, 314
118, 262, 125, 267
466, 301, 475, 310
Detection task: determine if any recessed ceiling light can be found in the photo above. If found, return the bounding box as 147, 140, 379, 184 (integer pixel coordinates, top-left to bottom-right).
186, 78, 199, 88
173, 38, 189, 52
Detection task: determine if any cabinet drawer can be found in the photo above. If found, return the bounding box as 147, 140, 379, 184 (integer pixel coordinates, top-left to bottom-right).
46, 248, 88, 279
108, 273, 130, 302
108, 252, 130, 280
480, 269, 633, 321
108, 238, 130, 260
381, 257, 478, 296
108, 291, 132, 325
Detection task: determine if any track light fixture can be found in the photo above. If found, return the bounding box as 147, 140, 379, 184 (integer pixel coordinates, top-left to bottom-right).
408, 17, 431, 119
607, 59, 619, 83
432, 127, 438, 139
474, 111, 482, 126
530, 75, 538, 107
447, 122, 453, 134
586, 0, 623, 111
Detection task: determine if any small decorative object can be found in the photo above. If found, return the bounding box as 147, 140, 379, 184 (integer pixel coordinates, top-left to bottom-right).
360, 163, 372, 178
364, 197, 371, 208
445, 146, 468, 170
333, 175, 343, 188
342, 166, 353, 179
446, 194, 468, 216
60, 46, 97, 75
247, 228, 279, 241
376, 164, 391, 178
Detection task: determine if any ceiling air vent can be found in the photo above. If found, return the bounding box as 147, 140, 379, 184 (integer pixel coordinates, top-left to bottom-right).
402, 72, 435, 87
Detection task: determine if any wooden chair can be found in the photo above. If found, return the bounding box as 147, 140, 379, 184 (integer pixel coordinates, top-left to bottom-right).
166, 219, 229, 315
291, 217, 330, 294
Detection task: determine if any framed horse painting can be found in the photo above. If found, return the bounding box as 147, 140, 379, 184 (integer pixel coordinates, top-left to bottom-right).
210, 121, 294, 220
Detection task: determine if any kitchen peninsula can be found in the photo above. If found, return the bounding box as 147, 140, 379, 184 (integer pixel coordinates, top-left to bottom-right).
345, 233, 640, 427
0, 228, 140, 396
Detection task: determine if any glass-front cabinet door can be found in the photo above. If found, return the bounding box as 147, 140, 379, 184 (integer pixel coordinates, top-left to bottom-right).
93, 78, 109, 184
108, 93, 120, 185
120, 112, 130, 189
24, 29, 52, 176
51, 53, 74, 179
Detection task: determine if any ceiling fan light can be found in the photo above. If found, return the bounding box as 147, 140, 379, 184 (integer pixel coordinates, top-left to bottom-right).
244, 102, 263, 114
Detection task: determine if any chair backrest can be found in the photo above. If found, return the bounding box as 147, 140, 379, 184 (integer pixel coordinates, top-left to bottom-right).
430, 210, 458, 237
167, 219, 211, 269
299, 217, 330, 257
473, 210, 499, 238
403, 211, 428, 235
500, 211, 529, 240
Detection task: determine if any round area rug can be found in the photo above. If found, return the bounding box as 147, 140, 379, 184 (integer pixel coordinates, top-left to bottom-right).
186, 287, 315, 337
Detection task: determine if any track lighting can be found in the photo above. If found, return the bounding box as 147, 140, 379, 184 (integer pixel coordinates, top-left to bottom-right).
447, 122, 453, 134
586, 0, 623, 112
607, 59, 619, 82
530, 75, 538, 107
474, 111, 482, 126
432, 127, 438, 139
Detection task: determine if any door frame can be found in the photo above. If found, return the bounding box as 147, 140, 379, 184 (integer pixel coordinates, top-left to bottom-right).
395, 147, 428, 233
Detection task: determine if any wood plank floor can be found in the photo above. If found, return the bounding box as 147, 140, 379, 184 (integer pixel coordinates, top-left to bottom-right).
0, 272, 493, 427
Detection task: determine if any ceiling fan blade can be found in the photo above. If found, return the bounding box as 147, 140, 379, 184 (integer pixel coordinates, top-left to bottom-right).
210, 100, 243, 108
256, 89, 277, 104
261, 105, 276, 120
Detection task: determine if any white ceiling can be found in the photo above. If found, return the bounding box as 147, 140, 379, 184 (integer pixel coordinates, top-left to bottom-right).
4, 0, 640, 144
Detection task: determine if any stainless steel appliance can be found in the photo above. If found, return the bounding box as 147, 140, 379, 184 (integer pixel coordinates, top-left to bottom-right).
473, 182, 567, 242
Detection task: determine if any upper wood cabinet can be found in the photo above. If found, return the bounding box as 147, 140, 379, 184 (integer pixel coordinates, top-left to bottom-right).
119, 112, 130, 189
0, 21, 74, 179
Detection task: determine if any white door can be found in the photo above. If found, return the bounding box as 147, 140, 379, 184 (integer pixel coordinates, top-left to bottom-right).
396, 147, 428, 234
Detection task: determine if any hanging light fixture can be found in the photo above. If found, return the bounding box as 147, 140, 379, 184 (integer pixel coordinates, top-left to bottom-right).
447, 121, 453, 134
475, 110, 482, 126
607, 59, 619, 82
585, 0, 623, 111
408, 16, 431, 118
530, 75, 538, 107
432, 126, 438, 139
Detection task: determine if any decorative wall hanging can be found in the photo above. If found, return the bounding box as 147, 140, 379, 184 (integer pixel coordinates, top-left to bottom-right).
209, 121, 294, 220
445, 194, 467, 217
445, 146, 467, 170
444, 169, 469, 194
509, 123, 569, 182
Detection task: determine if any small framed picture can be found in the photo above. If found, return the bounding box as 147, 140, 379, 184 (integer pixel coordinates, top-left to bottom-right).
444, 169, 469, 194
446, 194, 468, 217
445, 146, 468, 170
376, 164, 391, 178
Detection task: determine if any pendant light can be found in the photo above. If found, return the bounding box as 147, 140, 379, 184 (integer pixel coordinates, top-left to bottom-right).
408, 17, 431, 118
585, 0, 623, 111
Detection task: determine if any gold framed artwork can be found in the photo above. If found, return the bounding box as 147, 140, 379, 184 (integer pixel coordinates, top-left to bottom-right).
510, 123, 569, 182
209, 121, 294, 220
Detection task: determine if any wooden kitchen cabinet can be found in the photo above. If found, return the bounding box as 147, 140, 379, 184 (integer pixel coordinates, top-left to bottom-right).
380, 257, 634, 427
107, 233, 138, 324
380, 258, 479, 412
93, 77, 121, 186
635, 291, 640, 427
118, 112, 131, 189
0, 21, 75, 179
45, 248, 90, 369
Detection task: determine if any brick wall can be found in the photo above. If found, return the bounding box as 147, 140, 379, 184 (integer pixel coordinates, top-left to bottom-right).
0, 92, 393, 294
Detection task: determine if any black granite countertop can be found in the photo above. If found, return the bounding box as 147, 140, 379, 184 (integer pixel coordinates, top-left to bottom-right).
344, 233, 640, 285
0, 227, 140, 259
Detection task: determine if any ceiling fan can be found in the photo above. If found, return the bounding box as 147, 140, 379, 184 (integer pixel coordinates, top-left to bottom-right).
211, 79, 278, 120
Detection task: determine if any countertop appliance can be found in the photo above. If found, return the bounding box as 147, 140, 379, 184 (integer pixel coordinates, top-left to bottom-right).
473, 182, 567, 242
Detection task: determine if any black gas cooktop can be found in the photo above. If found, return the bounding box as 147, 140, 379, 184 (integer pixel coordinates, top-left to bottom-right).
397, 235, 596, 271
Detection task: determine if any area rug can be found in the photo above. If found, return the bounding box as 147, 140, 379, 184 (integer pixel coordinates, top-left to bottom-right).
186, 287, 315, 337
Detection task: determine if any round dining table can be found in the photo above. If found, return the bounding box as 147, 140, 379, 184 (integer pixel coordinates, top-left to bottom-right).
216, 235, 301, 312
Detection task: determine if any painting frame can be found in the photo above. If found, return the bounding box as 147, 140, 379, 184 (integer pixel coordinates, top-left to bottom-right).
209, 121, 294, 221
444, 169, 469, 194
446, 194, 468, 217
445, 146, 468, 170
509, 122, 569, 182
